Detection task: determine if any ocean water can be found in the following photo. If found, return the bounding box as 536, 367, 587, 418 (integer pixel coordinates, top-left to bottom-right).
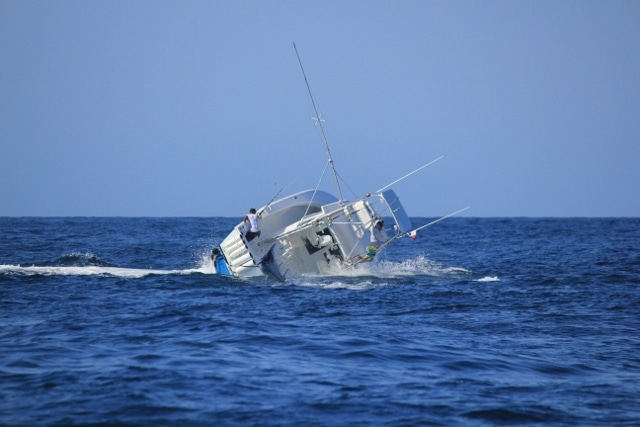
1, 217, 638, 426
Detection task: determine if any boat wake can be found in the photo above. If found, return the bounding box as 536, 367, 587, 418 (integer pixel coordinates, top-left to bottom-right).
0, 265, 211, 278
0, 252, 217, 278
0, 253, 490, 285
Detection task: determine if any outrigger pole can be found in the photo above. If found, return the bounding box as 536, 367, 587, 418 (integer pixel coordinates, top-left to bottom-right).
409, 205, 471, 235
293, 43, 345, 203
376, 205, 471, 253
376, 155, 445, 193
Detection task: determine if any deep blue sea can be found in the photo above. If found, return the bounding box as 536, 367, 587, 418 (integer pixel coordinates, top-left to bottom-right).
1, 217, 639, 426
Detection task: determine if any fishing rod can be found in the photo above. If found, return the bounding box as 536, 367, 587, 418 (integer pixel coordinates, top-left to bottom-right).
258, 186, 284, 216
376, 155, 445, 193
408, 205, 471, 235
293, 43, 345, 203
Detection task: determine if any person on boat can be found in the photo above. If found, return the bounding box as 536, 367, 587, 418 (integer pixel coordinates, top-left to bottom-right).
366, 220, 387, 259
244, 208, 261, 242
370, 219, 386, 249
354, 220, 387, 263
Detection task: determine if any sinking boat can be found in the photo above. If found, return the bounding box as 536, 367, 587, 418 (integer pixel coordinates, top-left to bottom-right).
214, 187, 413, 281
211, 46, 467, 281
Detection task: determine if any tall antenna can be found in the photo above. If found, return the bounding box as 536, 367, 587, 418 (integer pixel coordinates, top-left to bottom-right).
293, 43, 344, 203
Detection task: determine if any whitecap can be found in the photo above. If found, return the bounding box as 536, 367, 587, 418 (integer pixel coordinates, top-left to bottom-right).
476, 276, 500, 282
295, 279, 379, 291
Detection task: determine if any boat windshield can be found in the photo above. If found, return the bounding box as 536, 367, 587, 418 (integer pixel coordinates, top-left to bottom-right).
380, 189, 412, 234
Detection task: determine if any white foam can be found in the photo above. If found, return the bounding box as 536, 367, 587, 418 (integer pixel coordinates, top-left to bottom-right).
196, 253, 217, 274
295, 279, 379, 291
0, 254, 472, 283
476, 276, 500, 282
282, 254, 473, 289
0, 264, 212, 278
366, 255, 471, 277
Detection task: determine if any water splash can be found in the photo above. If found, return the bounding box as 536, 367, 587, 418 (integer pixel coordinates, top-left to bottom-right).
196, 251, 217, 274
286, 255, 473, 290
348, 254, 471, 278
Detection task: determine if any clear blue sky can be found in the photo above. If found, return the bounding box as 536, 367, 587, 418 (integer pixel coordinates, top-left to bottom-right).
1, 1, 639, 217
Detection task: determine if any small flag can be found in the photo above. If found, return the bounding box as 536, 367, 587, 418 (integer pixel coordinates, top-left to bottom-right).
409, 230, 417, 240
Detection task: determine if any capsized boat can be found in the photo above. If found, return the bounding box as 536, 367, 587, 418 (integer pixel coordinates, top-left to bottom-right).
213, 188, 413, 280
210, 45, 468, 281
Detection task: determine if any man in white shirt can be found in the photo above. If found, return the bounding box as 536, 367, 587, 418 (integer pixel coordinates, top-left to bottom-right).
244, 208, 261, 242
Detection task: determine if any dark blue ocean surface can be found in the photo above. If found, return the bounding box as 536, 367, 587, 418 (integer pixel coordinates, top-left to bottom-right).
1, 217, 638, 426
